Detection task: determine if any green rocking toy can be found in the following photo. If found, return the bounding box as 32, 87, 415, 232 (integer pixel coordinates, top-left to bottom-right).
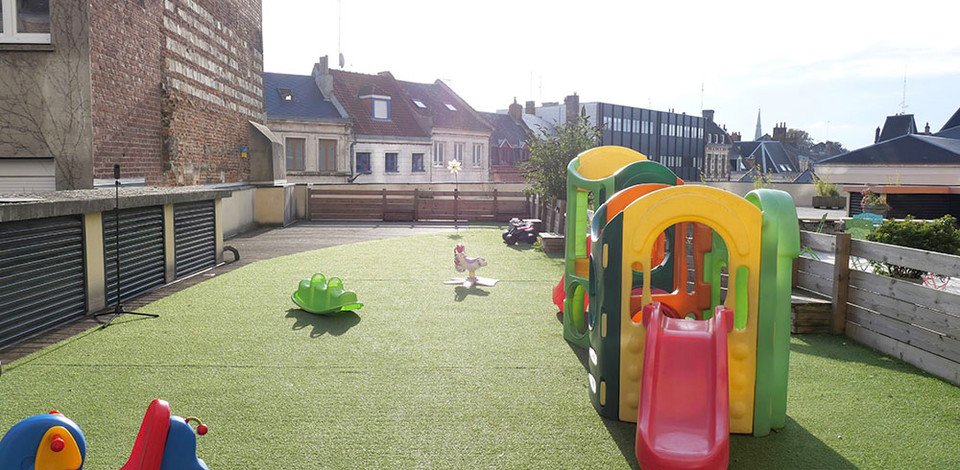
292, 273, 363, 315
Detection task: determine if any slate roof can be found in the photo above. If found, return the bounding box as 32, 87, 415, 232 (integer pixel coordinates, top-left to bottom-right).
733, 140, 797, 173
878, 114, 917, 142
818, 134, 960, 165
522, 114, 556, 136
704, 120, 730, 144
480, 112, 529, 148
942, 107, 960, 132
935, 125, 960, 140
792, 169, 814, 183
397, 80, 492, 134
329, 70, 429, 138
263, 72, 344, 121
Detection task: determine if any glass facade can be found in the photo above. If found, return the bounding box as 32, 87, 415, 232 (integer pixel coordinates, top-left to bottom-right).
597, 103, 705, 181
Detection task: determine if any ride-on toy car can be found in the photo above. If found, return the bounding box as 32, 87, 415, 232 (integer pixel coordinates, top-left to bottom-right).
502, 218, 540, 245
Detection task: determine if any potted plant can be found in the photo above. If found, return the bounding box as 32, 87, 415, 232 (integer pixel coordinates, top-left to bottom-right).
860, 187, 889, 216
812, 176, 844, 209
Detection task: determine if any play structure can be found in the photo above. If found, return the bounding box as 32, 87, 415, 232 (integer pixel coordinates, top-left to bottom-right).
444, 244, 498, 288
292, 273, 364, 314
555, 146, 800, 469
0, 399, 209, 470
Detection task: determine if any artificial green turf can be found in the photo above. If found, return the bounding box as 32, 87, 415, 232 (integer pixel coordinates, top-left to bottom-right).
1, 228, 958, 469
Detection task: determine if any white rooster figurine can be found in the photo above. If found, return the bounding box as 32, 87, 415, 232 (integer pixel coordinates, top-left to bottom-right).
445, 244, 498, 288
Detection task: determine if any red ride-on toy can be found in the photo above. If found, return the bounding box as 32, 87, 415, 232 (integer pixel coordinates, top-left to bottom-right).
503, 218, 540, 245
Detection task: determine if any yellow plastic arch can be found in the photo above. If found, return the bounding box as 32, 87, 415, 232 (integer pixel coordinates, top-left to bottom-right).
574, 146, 647, 180
615, 185, 762, 434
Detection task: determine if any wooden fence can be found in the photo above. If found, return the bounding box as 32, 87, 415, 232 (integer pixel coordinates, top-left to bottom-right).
796, 230, 960, 385
308, 188, 528, 223
528, 195, 567, 235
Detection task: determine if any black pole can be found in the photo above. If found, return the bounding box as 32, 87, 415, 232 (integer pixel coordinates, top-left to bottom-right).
94, 162, 159, 328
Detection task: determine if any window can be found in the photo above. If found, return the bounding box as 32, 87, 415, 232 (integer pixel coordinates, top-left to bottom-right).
0, 0, 50, 44
413, 100, 426, 109
412, 153, 425, 172
454, 142, 464, 162
372, 98, 390, 119
285, 137, 305, 171
278, 88, 293, 101
433, 142, 445, 167
356, 152, 372, 174
444, 103, 457, 111
385, 152, 399, 173
603, 116, 612, 129
472, 143, 483, 167
319, 139, 337, 173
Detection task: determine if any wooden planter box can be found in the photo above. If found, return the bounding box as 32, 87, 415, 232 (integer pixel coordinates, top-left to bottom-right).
813, 195, 845, 209
538, 233, 565, 255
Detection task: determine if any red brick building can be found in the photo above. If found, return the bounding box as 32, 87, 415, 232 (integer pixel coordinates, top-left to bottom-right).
0, 0, 265, 190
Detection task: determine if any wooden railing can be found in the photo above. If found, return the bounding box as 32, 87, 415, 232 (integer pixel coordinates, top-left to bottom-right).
796, 230, 960, 385
307, 188, 528, 223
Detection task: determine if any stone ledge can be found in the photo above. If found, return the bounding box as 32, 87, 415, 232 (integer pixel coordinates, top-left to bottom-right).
0, 186, 238, 223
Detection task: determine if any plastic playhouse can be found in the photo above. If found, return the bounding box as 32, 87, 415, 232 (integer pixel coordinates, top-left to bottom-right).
292, 273, 364, 315
556, 146, 800, 469
0, 399, 209, 470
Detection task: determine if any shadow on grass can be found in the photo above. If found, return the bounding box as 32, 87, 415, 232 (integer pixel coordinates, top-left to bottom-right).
790, 334, 928, 378
597, 416, 854, 469
729, 417, 855, 469
447, 233, 463, 240
285, 309, 360, 338
453, 286, 490, 301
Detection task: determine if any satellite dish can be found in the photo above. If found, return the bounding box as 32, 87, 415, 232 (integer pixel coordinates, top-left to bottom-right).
339, 53, 345, 68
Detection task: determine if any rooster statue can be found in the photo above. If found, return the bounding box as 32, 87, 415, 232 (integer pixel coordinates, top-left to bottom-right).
444, 244, 498, 288
0, 399, 208, 470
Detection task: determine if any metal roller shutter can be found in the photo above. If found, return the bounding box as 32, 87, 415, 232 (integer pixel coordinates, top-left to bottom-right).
103, 206, 166, 305
0, 216, 86, 350
174, 201, 216, 277
848, 192, 863, 216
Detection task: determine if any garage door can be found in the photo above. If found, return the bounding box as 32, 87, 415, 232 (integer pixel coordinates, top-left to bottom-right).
174, 201, 217, 277
0, 216, 86, 350
103, 206, 166, 305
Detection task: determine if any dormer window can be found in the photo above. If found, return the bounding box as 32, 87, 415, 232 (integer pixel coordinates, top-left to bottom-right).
360, 94, 392, 120
413, 100, 426, 109
278, 88, 293, 101
444, 103, 457, 111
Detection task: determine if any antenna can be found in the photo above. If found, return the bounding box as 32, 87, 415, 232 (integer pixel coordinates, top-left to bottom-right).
898, 65, 908, 114
337, 0, 345, 68
700, 82, 704, 110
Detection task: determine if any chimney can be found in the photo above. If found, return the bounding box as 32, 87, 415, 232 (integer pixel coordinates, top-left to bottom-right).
925, 122, 931, 134
312, 55, 334, 97
508, 98, 522, 121
564, 93, 579, 124
525, 100, 536, 115
702, 109, 715, 122
731, 131, 741, 142
874, 126, 881, 143
773, 122, 787, 141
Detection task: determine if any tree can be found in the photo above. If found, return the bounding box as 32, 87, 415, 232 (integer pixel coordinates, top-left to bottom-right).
521, 116, 601, 201
784, 128, 813, 153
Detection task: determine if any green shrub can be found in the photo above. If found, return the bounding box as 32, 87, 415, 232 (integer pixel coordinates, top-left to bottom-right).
814, 175, 840, 197
866, 215, 960, 278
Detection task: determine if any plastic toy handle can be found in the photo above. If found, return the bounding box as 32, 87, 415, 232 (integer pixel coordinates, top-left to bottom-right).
184, 417, 209, 436
50, 435, 65, 452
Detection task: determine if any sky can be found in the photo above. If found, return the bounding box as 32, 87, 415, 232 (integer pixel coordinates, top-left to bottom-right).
262, 0, 960, 150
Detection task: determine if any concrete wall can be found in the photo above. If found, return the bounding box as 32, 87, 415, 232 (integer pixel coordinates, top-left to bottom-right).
0, 0, 93, 190
697, 182, 818, 206
220, 187, 256, 238
816, 164, 960, 186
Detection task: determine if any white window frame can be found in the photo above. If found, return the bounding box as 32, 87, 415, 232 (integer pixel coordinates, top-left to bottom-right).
433, 142, 445, 167
454, 142, 465, 162
1, 0, 51, 44
472, 143, 483, 167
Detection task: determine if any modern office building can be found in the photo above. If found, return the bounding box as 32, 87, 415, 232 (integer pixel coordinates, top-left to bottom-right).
530, 95, 706, 181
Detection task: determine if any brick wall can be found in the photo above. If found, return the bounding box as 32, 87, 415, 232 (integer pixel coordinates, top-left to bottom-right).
89, 0, 264, 186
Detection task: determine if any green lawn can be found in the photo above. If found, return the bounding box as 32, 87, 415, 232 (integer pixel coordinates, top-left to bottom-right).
1, 228, 958, 469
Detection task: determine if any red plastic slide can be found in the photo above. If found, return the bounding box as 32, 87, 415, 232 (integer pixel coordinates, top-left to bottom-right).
636, 303, 733, 470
